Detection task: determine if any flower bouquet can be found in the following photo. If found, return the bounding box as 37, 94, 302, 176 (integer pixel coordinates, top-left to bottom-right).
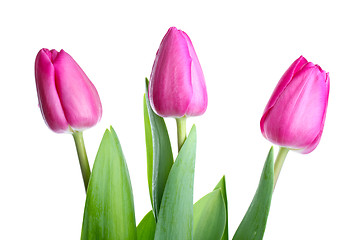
34, 27, 329, 240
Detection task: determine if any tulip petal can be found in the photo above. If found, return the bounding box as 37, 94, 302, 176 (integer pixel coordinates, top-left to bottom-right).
180, 31, 208, 116
262, 64, 329, 151
300, 72, 330, 154
35, 49, 69, 133
149, 27, 193, 117
53, 50, 102, 131
261, 56, 308, 135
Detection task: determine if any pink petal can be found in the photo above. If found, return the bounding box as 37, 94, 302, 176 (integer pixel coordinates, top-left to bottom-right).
35, 49, 69, 133
149, 27, 193, 117
180, 30, 208, 116
262, 64, 329, 151
53, 50, 102, 130
300, 72, 330, 153
261, 56, 308, 136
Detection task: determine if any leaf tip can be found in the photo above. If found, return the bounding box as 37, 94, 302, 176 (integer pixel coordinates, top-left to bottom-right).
189, 124, 197, 135
145, 77, 149, 91
109, 125, 115, 133
268, 146, 274, 160
104, 128, 111, 136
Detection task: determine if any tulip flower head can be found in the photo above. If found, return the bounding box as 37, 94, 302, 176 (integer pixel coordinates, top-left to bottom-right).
260, 56, 330, 154
149, 27, 208, 118
35, 49, 102, 133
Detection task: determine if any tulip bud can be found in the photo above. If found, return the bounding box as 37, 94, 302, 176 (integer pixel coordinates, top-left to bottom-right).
260, 56, 330, 154
35, 49, 102, 133
149, 27, 208, 118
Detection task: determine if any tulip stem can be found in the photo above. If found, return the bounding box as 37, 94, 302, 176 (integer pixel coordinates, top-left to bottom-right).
176, 117, 187, 152
273, 147, 290, 190
72, 131, 91, 192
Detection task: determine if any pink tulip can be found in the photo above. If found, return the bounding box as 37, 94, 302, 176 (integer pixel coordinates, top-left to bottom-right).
149, 27, 208, 118
260, 56, 330, 154
35, 49, 102, 133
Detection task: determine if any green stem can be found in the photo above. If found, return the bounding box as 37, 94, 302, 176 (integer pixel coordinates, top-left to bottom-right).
273, 147, 290, 190
176, 117, 187, 152
72, 131, 91, 191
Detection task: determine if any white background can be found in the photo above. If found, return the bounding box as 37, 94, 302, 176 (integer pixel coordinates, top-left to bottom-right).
0, 0, 358, 239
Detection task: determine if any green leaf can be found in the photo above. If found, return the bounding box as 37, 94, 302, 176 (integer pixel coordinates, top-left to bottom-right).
144, 78, 174, 221
81, 127, 137, 240
233, 147, 274, 240
154, 125, 197, 240
137, 211, 156, 240
193, 189, 226, 240
144, 94, 153, 204
214, 176, 228, 240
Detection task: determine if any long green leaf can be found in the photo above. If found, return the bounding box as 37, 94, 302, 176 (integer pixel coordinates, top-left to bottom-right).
154, 125, 197, 240
232, 147, 274, 240
144, 78, 174, 220
81, 127, 137, 240
137, 211, 156, 240
144, 94, 153, 204
214, 176, 228, 240
193, 189, 226, 240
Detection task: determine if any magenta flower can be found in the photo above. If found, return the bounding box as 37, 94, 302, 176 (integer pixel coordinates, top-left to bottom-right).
149, 27, 208, 118
260, 56, 330, 154
35, 48, 102, 133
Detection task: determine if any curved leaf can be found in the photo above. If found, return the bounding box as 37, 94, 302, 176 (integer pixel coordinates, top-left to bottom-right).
144, 94, 153, 204
81, 127, 137, 240
233, 147, 274, 240
137, 210, 156, 240
193, 189, 226, 240
154, 125, 197, 240
214, 176, 228, 240
144, 78, 174, 220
